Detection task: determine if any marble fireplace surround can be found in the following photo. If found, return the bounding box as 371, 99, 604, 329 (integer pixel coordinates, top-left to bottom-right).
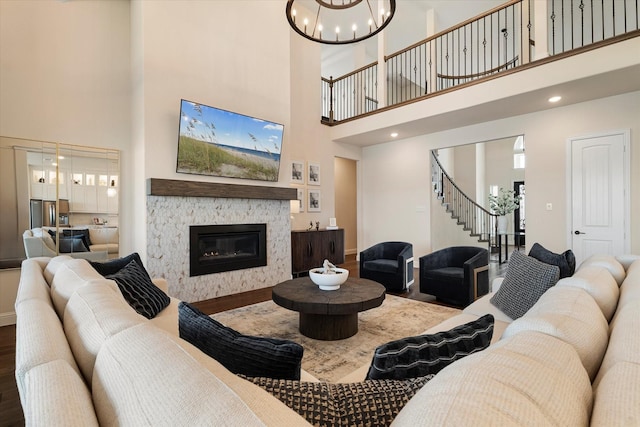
146, 178, 296, 302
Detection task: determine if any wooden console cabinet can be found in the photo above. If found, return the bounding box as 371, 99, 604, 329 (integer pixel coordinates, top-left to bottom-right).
291, 229, 345, 276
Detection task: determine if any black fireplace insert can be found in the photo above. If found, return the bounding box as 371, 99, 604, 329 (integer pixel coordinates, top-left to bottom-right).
189, 224, 267, 276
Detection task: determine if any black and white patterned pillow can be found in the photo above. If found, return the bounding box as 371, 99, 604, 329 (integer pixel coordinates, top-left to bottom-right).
178, 302, 303, 380
105, 259, 170, 319
366, 314, 494, 380
243, 375, 433, 427
490, 250, 560, 319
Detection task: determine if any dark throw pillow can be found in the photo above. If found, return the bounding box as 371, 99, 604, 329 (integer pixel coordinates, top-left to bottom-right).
243, 375, 432, 427
62, 228, 92, 250
366, 314, 494, 380
490, 250, 560, 319
528, 242, 576, 278
90, 252, 145, 277
105, 259, 170, 319
58, 237, 89, 253
178, 302, 303, 380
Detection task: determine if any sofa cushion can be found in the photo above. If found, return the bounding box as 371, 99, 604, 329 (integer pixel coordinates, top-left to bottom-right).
245, 375, 432, 427
616, 260, 640, 313
50, 259, 105, 319
501, 286, 609, 380
528, 242, 576, 278
43, 255, 73, 285
362, 259, 399, 273
557, 266, 619, 321
178, 302, 303, 380
579, 254, 626, 285
591, 361, 640, 426
392, 331, 593, 426
89, 252, 144, 277
104, 259, 170, 319
594, 300, 640, 388
490, 251, 560, 319
366, 314, 494, 380
63, 279, 145, 385
92, 324, 266, 426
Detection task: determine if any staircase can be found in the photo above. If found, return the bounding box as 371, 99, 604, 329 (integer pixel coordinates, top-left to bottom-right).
431, 151, 496, 244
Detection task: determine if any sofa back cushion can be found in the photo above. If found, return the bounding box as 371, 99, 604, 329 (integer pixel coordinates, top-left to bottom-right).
556, 266, 619, 321
615, 259, 640, 313
392, 331, 593, 426
501, 286, 608, 380
43, 255, 73, 285
63, 279, 145, 385
579, 254, 626, 285
92, 324, 266, 426
50, 259, 104, 318
88, 227, 118, 245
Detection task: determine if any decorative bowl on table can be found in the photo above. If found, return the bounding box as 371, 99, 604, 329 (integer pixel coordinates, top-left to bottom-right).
309, 268, 349, 291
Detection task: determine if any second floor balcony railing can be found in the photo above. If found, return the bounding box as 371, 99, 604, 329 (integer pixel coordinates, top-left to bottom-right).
321, 0, 640, 125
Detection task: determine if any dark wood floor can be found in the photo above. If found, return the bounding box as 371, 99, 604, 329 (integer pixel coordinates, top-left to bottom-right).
0, 254, 508, 426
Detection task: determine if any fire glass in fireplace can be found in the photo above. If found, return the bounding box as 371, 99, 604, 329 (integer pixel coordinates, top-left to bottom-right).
190, 224, 267, 276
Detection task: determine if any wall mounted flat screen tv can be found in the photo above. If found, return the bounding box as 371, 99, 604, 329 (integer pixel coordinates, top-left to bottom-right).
176, 99, 284, 182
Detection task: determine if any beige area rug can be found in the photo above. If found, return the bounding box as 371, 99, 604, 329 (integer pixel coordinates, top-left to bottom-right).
212, 295, 461, 382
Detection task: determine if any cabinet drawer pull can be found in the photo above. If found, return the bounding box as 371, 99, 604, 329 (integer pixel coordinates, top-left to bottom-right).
307, 243, 312, 256
330, 241, 335, 253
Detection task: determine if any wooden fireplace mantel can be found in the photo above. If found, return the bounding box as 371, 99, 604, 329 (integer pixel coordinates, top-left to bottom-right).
147, 178, 297, 200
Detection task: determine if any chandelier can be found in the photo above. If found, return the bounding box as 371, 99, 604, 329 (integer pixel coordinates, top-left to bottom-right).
286, 0, 396, 45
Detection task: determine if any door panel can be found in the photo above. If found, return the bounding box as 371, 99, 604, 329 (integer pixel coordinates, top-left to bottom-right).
570, 132, 627, 264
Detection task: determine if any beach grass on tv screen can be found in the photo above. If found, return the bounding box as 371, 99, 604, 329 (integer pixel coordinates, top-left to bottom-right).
177, 136, 279, 181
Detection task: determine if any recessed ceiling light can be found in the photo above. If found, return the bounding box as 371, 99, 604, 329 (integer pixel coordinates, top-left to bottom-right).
390, 132, 398, 138
548, 96, 562, 103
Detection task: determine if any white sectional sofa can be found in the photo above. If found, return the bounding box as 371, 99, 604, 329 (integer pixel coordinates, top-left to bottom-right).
14, 253, 640, 426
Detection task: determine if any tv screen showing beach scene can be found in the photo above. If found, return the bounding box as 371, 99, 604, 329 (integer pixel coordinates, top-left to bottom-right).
176, 99, 284, 182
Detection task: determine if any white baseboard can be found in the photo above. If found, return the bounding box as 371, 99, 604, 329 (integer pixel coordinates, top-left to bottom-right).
0, 311, 16, 327
345, 248, 357, 255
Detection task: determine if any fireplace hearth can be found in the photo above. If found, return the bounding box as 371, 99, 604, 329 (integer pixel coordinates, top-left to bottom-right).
190, 224, 267, 276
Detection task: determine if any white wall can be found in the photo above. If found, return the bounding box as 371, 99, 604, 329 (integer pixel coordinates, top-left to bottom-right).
361, 91, 640, 258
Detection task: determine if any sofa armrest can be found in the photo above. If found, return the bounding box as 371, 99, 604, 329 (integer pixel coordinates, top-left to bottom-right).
23, 236, 57, 258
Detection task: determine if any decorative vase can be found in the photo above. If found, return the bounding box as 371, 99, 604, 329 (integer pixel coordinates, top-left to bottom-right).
497, 215, 508, 234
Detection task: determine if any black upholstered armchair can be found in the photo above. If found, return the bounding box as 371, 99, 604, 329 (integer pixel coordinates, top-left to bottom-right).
359, 242, 414, 292
419, 246, 489, 307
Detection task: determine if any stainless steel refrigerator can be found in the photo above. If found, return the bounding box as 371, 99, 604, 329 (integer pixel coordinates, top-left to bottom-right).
30, 199, 70, 228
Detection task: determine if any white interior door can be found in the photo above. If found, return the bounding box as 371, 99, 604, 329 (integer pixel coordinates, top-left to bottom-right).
569, 131, 629, 264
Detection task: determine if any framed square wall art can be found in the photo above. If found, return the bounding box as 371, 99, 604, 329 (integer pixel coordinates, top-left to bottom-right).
308, 189, 321, 212
291, 160, 304, 184
308, 162, 321, 185
297, 188, 305, 213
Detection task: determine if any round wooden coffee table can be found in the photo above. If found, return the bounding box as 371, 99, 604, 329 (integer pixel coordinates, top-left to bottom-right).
272, 277, 386, 340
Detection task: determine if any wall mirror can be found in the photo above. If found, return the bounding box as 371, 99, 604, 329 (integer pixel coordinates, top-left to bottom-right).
0, 136, 119, 269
